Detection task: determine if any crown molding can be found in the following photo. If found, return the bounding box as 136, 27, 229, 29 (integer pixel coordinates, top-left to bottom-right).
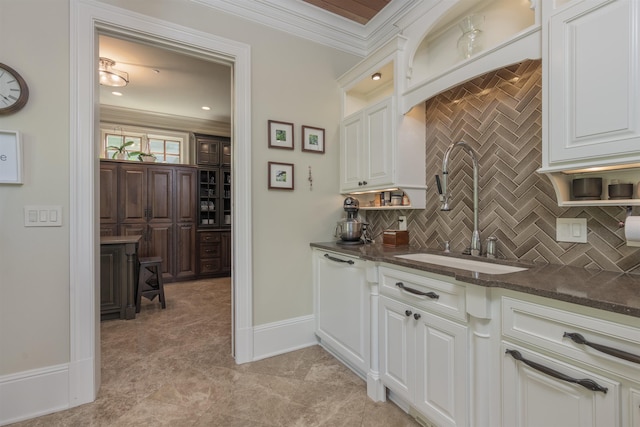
191, 0, 422, 57
100, 105, 231, 136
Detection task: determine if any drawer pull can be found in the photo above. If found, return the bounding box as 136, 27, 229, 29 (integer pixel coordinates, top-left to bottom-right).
413, 313, 421, 320
324, 253, 354, 265
505, 349, 608, 394
405, 310, 412, 317
395, 282, 439, 299
563, 332, 640, 365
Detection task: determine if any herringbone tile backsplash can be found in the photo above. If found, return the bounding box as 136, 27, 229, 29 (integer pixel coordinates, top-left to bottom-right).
366, 60, 640, 273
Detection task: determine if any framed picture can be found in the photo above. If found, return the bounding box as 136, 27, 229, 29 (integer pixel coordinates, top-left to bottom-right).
301, 125, 325, 153
268, 161, 294, 190
0, 130, 23, 184
268, 120, 294, 150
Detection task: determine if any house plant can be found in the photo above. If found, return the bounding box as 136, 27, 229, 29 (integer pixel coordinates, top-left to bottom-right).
111, 140, 135, 159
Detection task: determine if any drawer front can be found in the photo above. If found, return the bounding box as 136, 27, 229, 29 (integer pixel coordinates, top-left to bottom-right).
200, 243, 220, 259
379, 266, 466, 322
199, 231, 221, 243
502, 296, 640, 373
200, 259, 221, 274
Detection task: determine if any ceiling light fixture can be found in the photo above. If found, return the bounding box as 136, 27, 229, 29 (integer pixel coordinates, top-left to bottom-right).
201, 106, 211, 111
99, 57, 129, 87
371, 72, 382, 81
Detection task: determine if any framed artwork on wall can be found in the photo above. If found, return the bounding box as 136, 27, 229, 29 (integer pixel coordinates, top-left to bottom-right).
268, 161, 294, 190
301, 125, 325, 154
268, 120, 294, 149
0, 130, 22, 184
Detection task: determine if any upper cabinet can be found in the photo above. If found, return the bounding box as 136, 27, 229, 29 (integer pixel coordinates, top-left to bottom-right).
338, 37, 427, 209
400, 0, 540, 113
539, 0, 640, 206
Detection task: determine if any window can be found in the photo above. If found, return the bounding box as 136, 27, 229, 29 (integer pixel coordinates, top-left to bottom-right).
149, 137, 181, 164
101, 127, 186, 163
104, 133, 142, 159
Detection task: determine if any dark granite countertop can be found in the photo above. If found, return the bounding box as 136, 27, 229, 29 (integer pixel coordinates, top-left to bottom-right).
311, 242, 640, 318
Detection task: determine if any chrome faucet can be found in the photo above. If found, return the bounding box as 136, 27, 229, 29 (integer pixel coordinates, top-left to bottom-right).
439, 141, 481, 256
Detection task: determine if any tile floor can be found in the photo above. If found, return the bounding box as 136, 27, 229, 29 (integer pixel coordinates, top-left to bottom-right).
11, 278, 420, 426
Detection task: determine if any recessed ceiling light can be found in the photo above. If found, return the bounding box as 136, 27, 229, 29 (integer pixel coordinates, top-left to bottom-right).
201, 106, 211, 111
111, 91, 123, 96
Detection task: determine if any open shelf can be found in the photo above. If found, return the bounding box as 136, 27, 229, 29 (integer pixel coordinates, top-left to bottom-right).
542, 168, 640, 207
402, 0, 540, 111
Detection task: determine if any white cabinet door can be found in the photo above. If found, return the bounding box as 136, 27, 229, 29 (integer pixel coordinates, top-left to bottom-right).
631, 388, 640, 427
502, 343, 619, 427
547, 0, 640, 167
340, 113, 364, 192
363, 97, 394, 189
414, 309, 468, 427
379, 295, 414, 403
314, 250, 370, 374
339, 97, 394, 193
379, 295, 468, 427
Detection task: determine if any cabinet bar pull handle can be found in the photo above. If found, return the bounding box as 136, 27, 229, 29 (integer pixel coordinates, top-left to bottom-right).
505, 349, 608, 394
563, 332, 640, 365
395, 282, 439, 299
324, 253, 354, 265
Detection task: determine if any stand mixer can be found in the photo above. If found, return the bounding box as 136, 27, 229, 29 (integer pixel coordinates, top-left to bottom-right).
335, 197, 371, 244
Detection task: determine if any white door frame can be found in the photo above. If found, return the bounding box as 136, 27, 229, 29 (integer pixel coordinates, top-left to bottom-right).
70, 0, 253, 405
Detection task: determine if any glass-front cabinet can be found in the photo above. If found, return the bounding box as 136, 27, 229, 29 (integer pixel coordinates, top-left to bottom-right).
195, 133, 232, 278
199, 169, 219, 226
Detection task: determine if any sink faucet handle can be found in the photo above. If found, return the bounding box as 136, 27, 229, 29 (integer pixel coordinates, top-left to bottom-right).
440, 240, 451, 253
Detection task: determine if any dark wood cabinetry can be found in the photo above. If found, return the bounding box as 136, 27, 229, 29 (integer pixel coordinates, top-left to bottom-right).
197, 230, 231, 276
100, 160, 197, 282
100, 162, 119, 236
195, 133, 232, 277
196, 133, 231, 167
100, 235, 140, 321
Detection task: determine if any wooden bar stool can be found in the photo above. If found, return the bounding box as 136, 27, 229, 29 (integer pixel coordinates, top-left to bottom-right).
136, 257, 166, 313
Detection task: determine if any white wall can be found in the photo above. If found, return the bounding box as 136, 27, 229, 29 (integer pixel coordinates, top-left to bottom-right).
0, 0, 71, 376
0, 0, 359, 379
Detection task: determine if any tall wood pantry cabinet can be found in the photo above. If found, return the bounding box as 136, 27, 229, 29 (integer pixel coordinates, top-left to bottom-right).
99, 159, 197, 282
195, 133, 231, 277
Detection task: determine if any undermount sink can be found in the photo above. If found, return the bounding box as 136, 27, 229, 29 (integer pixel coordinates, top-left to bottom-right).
394, 253, 528, 275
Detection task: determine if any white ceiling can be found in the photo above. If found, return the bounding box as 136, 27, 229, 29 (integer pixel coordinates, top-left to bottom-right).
99, 34, 232, 123
98, 0, 418, 123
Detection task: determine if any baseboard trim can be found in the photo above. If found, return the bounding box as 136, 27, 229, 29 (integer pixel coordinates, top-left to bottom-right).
0, 364, 70, 426
252, 314, 317, 361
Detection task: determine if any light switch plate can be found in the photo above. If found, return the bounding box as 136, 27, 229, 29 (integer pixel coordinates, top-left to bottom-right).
24, 205, 62, 227
556, 218, 587, 243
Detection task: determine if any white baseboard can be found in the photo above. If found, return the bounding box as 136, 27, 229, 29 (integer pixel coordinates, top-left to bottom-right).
0, 364, 70, 426
252, 314, 318, 361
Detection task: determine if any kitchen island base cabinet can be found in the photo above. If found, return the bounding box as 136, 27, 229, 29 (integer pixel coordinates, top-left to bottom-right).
100, 236, 140, 321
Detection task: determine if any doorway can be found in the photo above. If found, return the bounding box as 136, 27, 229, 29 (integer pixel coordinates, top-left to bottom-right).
71, 1, 253, 407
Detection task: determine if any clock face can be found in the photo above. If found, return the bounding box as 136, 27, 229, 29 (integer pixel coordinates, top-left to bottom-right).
0, 63, 29, 115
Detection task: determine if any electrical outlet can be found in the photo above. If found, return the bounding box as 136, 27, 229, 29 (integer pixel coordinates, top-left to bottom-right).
398, 215, 407, 231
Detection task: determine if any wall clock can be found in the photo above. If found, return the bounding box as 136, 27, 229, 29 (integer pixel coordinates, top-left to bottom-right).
0, 63, 29, 115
